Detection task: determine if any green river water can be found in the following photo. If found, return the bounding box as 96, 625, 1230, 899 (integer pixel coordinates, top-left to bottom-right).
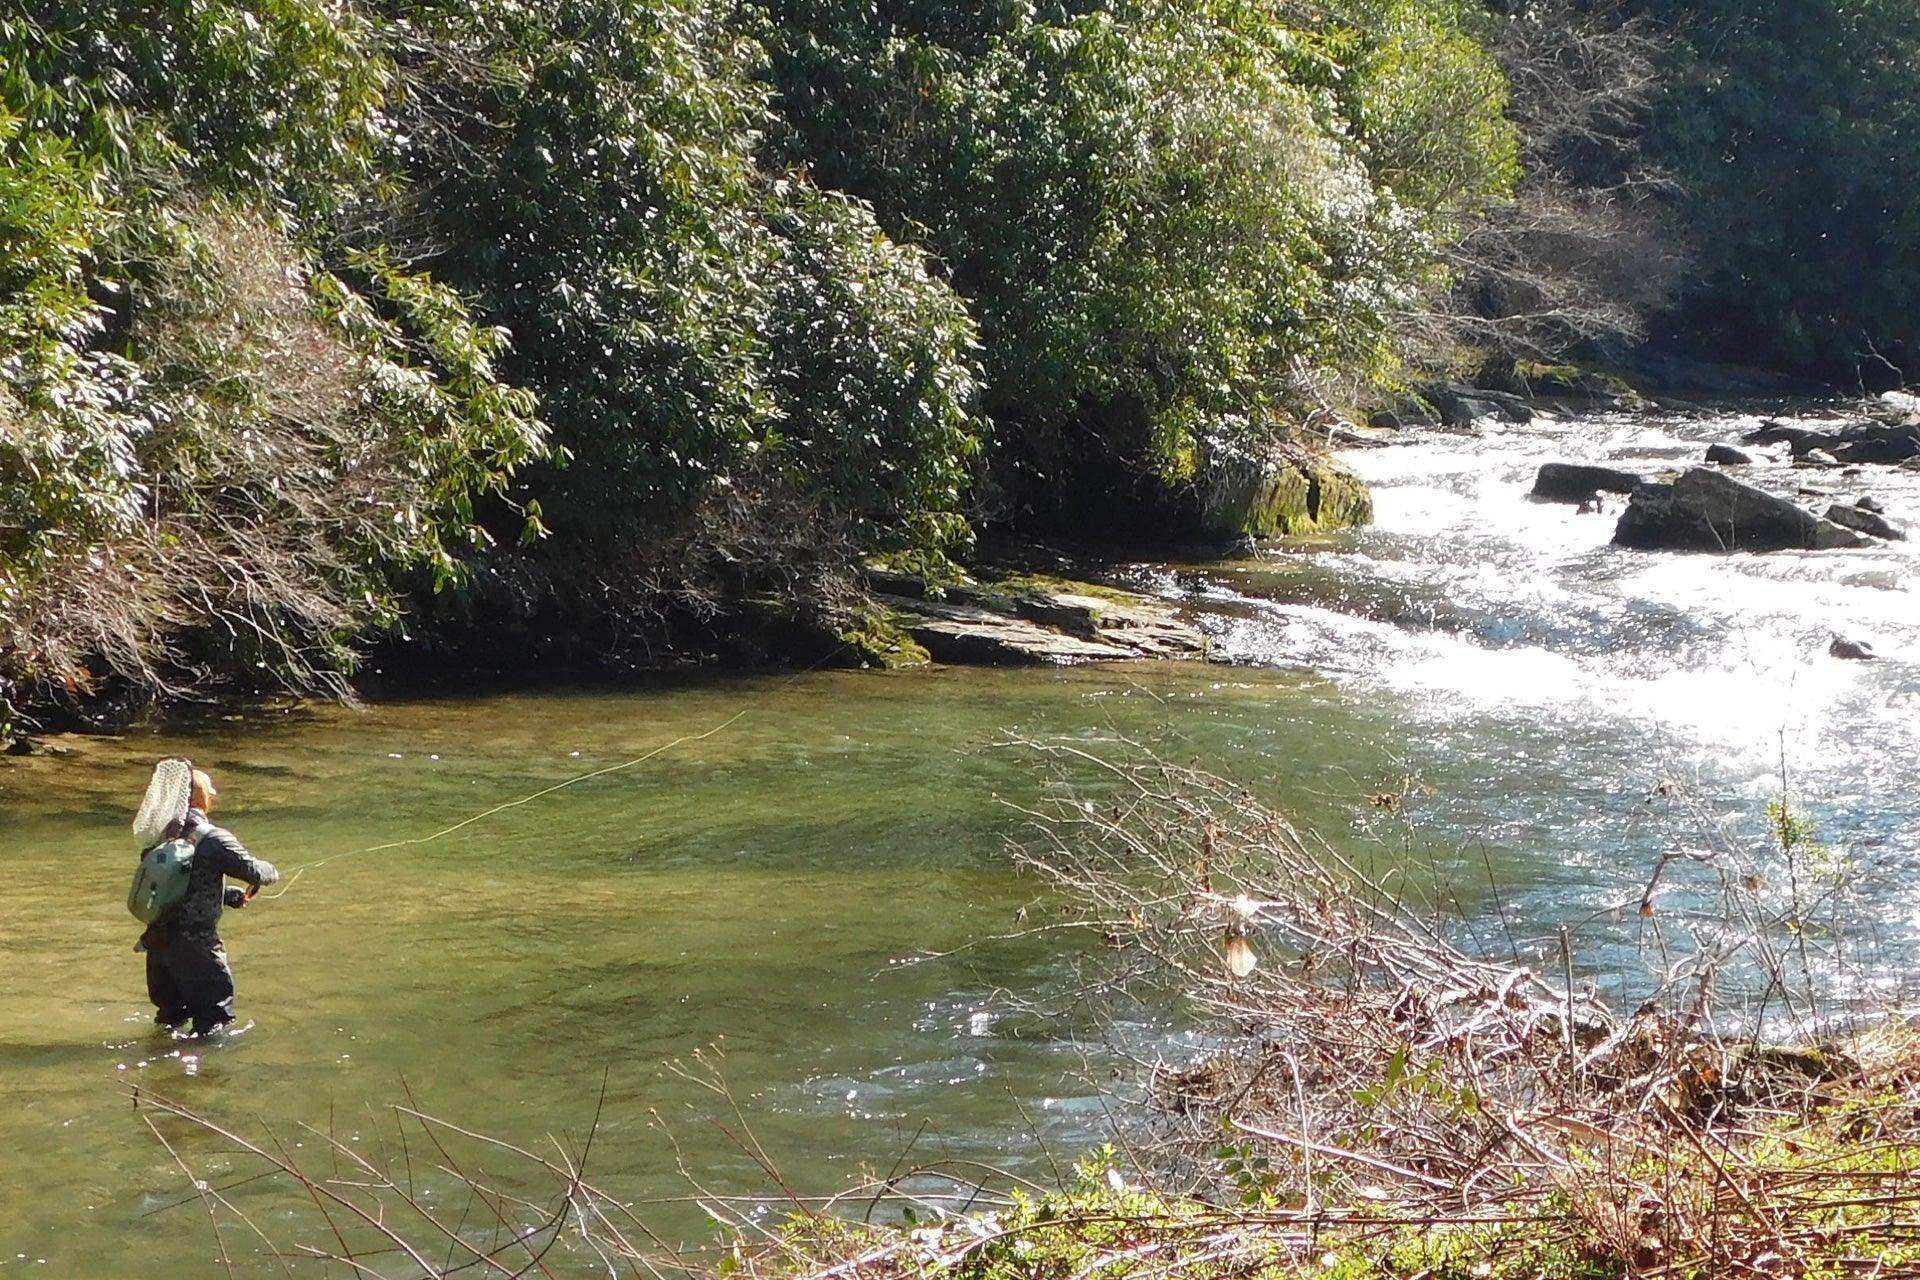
5, 405, 1917, 1274
2, 664, 1427, 1275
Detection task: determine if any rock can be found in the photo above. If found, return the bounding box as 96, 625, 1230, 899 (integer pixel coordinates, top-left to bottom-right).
1613, 468, 1868, 552
1513, 362, 1641, 405
1199, 449, 1373, 541
860, 565, 932, 599
1743, 421, 1828, 451
1830, 637, 1879, 661
880, 595, 1134, 664
1747, 417, 1919, 465
966, 582, 1208, 660
1422, 382, 1534, 428
2, 736, 70, 758
1856, 495, 1886, 513
876, 577, 1210, 666
1876, 390, 1920, 426
1532, 462, 1645, 503
1705, 444, 1755, 465
1368, 395, 1440, 431
1831, 424, 1920, 465
1824, 503, 1907, 541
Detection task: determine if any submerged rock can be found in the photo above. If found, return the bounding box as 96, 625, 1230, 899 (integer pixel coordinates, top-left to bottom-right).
1532, 462, 1645, 503
1705, 443, 1755, 465
1825, 502, 1908, 541
1613, 468, 1868, 552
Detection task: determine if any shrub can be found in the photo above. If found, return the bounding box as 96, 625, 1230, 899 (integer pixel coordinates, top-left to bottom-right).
0, 6, 546, 724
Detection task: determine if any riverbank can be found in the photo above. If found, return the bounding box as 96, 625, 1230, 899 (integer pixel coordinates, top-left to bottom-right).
10, 368, 1915, 750
752, 1047, 1920, 1280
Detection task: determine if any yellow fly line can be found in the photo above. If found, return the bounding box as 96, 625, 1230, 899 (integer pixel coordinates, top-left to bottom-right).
261, 707, 755, 899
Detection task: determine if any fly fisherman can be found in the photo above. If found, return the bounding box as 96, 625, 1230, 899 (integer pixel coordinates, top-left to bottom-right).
140, 769, 279, 1036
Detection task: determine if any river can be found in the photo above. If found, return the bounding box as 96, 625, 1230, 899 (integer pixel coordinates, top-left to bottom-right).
1, 403, 1915, 1274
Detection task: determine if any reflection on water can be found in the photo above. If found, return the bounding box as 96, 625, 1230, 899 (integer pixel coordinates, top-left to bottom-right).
2, 405, 1916, 1274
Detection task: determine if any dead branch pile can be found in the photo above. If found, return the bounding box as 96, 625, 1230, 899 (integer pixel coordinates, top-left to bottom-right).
1008, 745, 1920, 1277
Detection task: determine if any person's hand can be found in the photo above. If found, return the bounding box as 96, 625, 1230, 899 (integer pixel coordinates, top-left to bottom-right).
224, 886, 249, 909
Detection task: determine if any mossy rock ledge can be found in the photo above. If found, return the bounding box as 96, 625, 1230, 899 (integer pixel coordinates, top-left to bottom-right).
1197, 447, 1374, 541
863, 568, 1212, 666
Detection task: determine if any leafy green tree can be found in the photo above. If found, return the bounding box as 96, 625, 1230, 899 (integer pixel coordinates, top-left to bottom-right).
0, 4, 546, 722
764, 184, 984, 559
762, 0, 1514, 529
388, 0, 987, 563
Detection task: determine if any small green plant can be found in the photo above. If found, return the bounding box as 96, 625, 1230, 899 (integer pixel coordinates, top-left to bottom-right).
1767, 794, 1853, 884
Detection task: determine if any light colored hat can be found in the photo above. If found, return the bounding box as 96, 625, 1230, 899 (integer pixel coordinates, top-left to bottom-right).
133, 758, 193, 851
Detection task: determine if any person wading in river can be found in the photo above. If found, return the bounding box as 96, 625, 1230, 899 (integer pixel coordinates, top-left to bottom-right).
141, 769, 279, 1036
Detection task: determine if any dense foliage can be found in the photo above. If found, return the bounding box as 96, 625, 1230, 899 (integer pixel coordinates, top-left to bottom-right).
10, 0, 1914, 724
764, 0, 1515, 527
0, 0, 986, 724
1629, 0, 1920, 384
0, 4, 546, 729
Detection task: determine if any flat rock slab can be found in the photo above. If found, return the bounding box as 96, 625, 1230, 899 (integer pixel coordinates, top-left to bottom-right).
879, 581, 1210, 665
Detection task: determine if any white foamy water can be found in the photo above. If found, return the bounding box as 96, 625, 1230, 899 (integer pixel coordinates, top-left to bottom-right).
1116, 403, 1920, 984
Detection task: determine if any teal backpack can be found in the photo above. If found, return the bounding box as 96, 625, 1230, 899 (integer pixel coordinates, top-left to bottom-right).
129, 836, 196, 924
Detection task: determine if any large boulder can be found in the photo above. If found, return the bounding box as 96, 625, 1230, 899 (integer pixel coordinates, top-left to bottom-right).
1532, 462, 1645, 503
1199, 449, 1373, 541
1832, 423, 1920, 465
1613, 468, 1868, 552
1422, 381, 1534, 428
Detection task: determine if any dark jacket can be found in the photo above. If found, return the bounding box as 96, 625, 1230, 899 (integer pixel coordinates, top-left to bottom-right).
161, 809, 280, 942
